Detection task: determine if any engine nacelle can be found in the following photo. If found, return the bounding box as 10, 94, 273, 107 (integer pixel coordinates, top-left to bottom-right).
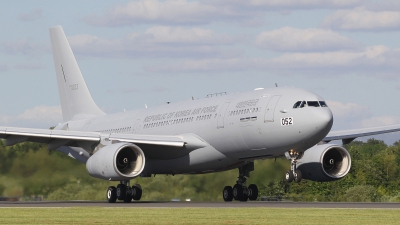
297, 144, 351, 182
86, 142, 145, 181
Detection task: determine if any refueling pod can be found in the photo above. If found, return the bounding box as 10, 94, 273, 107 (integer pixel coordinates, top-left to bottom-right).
297, 144, 351, 182
86, 142, 145, 181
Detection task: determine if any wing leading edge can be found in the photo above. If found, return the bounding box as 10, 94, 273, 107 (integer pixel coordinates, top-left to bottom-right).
323, 124, 400, 144
0, 126, 185, 152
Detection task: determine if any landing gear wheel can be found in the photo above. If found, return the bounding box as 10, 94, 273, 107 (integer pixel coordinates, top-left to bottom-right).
107, 186, 117, 203
240, 187, 248, 202
285, 170, 294, 183
123, 187, 132, 203
123, 195, 132, 203
248, 184, 258, 201
132, 185, 142, 201
116, 184, 126, 200
294, 170, 302, 183
233, 184, 243, 201
223, 186, 233, 202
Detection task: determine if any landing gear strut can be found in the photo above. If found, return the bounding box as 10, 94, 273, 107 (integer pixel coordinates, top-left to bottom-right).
223, 162, 258, 202
284, 149, 303, 183
106, 180, 142, 203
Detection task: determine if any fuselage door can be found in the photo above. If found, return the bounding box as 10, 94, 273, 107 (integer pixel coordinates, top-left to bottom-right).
264, 95, 281, 122
217, 102, 231, 128
133, 119, 141, 134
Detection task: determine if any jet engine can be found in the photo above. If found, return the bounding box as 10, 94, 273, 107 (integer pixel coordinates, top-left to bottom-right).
86, 142, 145, 181
297, 144, 351, 182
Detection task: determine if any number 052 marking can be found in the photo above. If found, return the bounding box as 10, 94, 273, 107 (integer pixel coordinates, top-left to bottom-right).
281, 117, 293, 126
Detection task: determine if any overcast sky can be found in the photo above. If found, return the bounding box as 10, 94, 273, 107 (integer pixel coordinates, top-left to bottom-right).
2, 0, 400, 143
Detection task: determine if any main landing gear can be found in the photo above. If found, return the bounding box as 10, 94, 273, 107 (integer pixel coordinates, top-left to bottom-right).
223, 163, 258, 202
284, 149, 303, 183
106, 180, 142, 203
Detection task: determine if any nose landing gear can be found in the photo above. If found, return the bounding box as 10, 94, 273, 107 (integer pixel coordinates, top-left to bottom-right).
285, 150, 303, 183
106, 180, 142, 203
223, 162, 259, 202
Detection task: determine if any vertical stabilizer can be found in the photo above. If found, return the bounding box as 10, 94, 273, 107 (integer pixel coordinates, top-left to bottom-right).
49, 26, 105, 122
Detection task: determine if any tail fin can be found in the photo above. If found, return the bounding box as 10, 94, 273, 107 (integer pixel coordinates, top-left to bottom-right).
49, 26, 105, 122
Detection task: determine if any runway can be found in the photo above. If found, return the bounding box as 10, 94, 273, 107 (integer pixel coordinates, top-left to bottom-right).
1, 201, 400, 208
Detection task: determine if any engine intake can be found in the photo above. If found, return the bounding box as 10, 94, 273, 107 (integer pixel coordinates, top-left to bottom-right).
86, 142, 145, 181
297, 144, 351, 181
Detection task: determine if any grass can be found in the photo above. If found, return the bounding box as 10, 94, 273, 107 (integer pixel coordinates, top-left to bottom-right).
0, 208, 399, 224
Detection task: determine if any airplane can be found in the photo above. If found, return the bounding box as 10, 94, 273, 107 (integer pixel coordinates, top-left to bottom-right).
2, 26, 400, 203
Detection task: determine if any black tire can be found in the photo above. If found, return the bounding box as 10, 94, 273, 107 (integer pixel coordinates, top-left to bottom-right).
132, 185, 142, 201
107, 186, 117, 203
123, 195, 132, 203
285, 170, 294, 183
294, 170, 302, 183
240, 187, 248, 202
248, 184, 258, 201
116, 184, 126, 200
232, 184, 243, 201
223, 186, 233, 202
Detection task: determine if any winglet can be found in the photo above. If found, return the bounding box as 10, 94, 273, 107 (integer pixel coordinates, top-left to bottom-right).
49, 26, 105, 121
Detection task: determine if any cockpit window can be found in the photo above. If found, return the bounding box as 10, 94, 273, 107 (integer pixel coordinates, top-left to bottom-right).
293, 101, 302, 108
307, 101, 320, 107
299, 101, 306, 108
319, 101, 328, 107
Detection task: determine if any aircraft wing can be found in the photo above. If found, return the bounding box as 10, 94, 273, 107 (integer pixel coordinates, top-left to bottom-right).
323, 124, 400, 144
0, 126, 185, 152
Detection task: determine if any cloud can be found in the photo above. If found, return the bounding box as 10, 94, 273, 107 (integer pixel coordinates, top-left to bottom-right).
361, 115, 400, 127
18, 9, 42, 22
0, 39, 44, 55
326, 100, 370, 119
241, 0, 362, 9
14, 63, 46, 70
84, 0, 245, 26
268, 45, 393, 71
145, 58, 252, 73
322, 7, 400, 31
255, 27, 358, 52
85, 0, 363, 27
0, 106, 62, 128
147, 45, 400, 76
67, 26, 240, 58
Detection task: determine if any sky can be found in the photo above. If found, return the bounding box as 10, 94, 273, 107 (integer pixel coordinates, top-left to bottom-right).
2, 0, 400, 143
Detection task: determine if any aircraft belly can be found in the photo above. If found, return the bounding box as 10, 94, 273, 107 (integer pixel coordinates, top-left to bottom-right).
143, 145, 237, 174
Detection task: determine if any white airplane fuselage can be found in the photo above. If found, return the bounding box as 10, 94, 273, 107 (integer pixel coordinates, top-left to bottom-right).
60, 87, 333, 175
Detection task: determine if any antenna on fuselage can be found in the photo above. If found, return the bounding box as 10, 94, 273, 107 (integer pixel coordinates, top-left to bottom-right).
145, 104, 148, 108
275, 83, 278, 87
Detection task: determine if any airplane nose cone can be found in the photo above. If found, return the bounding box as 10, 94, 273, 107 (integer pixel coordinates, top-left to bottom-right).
315, 108, 333, 136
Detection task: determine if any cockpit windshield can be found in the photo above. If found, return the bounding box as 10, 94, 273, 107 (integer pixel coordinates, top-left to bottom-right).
293, 100, 328, 108
293, 101, 302, 108
307, 101, 320, 107
319, 101, 328, 107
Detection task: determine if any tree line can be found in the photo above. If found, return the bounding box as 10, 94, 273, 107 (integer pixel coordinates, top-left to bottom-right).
1, 139, 400, 202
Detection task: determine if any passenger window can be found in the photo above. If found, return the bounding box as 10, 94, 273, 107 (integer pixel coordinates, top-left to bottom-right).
319, 101, 328, 107
293, 101, 302, 108
307, 101, 320, 107
300, 101, 306, 108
